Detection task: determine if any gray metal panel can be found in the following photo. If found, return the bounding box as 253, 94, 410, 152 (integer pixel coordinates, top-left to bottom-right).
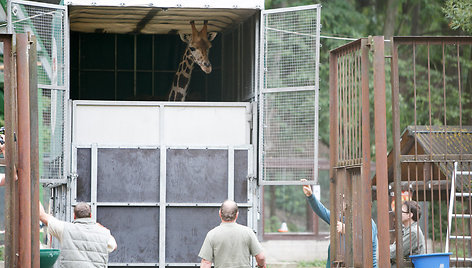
76, 148, 91, 202
165, 207, 248, 263
234, 150, 248, 203
97, 148, 160, 202
166, 149, 228, 203
97, 207, 159, 263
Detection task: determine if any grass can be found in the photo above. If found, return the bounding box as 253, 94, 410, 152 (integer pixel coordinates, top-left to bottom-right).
297, 260, 327, 267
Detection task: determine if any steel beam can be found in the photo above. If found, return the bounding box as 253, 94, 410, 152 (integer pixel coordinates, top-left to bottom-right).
372, 36, 390, 268
390, 38, 403, 267
17, 33, 32, 268
28, 34, 40, 268
360, 38, 373, 268
328, 51, 338, 268
1, 33, 17, 268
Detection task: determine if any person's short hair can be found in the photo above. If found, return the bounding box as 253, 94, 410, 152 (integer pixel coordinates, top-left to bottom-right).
220, 200, 238, 221
404, 200, 421, 222
74, 202, 92, 219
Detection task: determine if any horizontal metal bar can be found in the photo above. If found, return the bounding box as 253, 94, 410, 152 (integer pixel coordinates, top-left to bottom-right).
40, 179, 68, 185
258, 180, 317, 186
108, 263, 159, 266
73, 145, 252, 150
450, 236, 471, 240
393, 36, 472, 45
261, 86, 315, 93
456, 171, 472, 175
166, 203, 252, 207
401, 154, 472, 162
452, 214, 472, 219
263, 4, 320, 14
73, 100, 250, 108
330, 39, 362, 54
96, 202, 160, 207
456, 193, 472, 197
13, 0, 67, 10
38, 84, 67, 91
166, 263, 200, 266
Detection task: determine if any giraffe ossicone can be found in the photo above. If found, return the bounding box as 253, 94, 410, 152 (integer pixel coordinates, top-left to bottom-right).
168, 20, 217, 101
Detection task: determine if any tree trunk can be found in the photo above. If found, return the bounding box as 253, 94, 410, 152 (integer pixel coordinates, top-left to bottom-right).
383, 0, 398, 40
410, 1, 420, 35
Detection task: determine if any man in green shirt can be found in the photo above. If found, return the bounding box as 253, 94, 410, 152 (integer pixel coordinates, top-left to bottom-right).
198, 200, 267, 268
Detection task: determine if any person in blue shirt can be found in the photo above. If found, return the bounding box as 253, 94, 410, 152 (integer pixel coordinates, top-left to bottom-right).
301, 180, 378, 268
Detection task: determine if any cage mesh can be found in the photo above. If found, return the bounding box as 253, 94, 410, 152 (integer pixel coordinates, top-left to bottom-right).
260, 7, 319, 182
263, 8, 318, 89
10, 1, 67, 180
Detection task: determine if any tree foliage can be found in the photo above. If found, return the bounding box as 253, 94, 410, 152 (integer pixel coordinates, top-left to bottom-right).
443, 0, 472, 34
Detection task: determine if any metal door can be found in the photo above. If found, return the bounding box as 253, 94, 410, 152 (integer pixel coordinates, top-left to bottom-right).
258, 4, 321, 186
71, 101, 257, 267
8, 0, 71, 224
329, 37, 389, 267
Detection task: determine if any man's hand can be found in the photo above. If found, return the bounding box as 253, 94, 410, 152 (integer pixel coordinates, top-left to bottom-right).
39, 201, 50, 226
336, 221, 345, 234
200, 259, 212, 268
301, 179, 312, 197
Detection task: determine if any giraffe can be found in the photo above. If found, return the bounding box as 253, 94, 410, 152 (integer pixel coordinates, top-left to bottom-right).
168, 20, 217, 101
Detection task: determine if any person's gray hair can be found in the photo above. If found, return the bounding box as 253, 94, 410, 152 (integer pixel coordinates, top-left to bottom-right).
74, 202, 91, 219
220, 200, 238, 221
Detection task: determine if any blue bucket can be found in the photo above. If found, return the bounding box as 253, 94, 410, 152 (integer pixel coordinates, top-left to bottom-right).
409, 253, 452, 268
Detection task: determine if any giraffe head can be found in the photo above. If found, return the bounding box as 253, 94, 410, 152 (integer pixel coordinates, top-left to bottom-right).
179, 20, 217, 74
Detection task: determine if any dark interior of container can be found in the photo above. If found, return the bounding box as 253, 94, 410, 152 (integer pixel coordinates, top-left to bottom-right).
68, 7, 259, 102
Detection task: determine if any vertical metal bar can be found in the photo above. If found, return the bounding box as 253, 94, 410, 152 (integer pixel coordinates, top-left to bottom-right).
329, 51, 338, 267
159, 105, 166, 268
78, 33, 82, 99
114, 34, 117, 100
3, 34, 17, 268
17, 33, 32, 268
372, 36, 390, 268
228, 147, 234, 201
152, 34, 155, 97
314, 6, 321, 183
423, 164, 428, 253
361, 38, 373, 268
391, 39, 403, 267
29, 34, 40, 268
91, 144, 98, 222
345, 171, 353, 267
133, 34, 137, 97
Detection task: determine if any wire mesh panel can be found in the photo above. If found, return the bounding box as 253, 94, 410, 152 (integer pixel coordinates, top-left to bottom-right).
259, 5, 320, 184
9, 0, 68, 180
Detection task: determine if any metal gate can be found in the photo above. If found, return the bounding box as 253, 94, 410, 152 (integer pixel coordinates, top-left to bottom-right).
390, 36, 472, 267
329, 37, 390, 267
71, 101, 257, 267
258, 4, 321, 185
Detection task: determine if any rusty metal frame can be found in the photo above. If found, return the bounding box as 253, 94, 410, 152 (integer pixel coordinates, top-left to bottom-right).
2, 33, 40, 268
391, 36, 472, 266
329, 37, 389, 267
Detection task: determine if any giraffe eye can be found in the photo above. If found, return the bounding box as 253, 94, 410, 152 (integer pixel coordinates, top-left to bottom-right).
189, 47, 196, 51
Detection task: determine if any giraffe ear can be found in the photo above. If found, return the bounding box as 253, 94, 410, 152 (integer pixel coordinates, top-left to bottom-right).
179, 33, 192, 43
207, 32, 217, 41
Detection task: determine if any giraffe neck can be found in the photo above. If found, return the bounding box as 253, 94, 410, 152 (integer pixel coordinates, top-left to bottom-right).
169, 47, 195, 101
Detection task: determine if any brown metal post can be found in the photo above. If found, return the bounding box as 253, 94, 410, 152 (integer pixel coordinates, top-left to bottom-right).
329, 51, 338, 267
17, 33, 32, 268
29, 34, 40, 268
361, 38, 373, 268
390, 39, 403, 267
1, 33, 18, 268
372, 36, 390, 268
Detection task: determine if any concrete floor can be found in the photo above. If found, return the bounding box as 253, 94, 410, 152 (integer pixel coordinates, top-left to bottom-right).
262, 239, 329, 267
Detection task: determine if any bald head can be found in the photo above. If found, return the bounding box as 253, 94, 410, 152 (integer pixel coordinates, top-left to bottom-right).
74, 202, 91, 219
219, 200, 238, 222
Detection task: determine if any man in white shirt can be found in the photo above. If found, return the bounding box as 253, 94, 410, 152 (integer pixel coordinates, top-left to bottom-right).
39, 202, 117, 267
